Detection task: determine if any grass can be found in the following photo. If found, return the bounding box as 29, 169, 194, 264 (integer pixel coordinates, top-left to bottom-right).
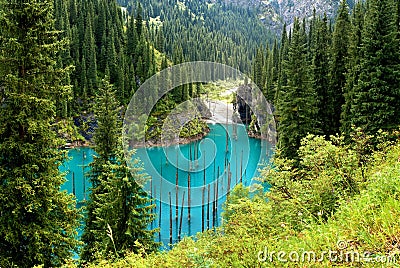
201, 79, 244, 103
64, 134, 400, 267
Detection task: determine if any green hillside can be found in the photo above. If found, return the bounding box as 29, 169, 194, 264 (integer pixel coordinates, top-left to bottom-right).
68, 130, 400, 267
1, 0, 400, 266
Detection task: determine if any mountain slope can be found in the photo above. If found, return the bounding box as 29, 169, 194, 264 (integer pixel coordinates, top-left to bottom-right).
220, 0, 356, 33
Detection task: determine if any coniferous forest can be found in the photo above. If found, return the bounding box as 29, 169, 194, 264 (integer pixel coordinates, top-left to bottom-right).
1, 0, 400, 267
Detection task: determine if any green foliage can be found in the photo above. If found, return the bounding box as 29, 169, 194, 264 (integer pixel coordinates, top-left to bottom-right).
0, 0, 80, 266
178, 118, 208, 139
119, 0, 273, 74
54, 0, 159, 113
66, 133, 400, 268
84, 146, 159, 261
276, 19, 319, 161
341, 0, 400, 138
81, 78, 121, 262
341, 1, 366, 138
262, 0, 400, 162
312, 15, 332, 136
263, 134, 361, 230
80, 78, 158, 264
221, 183, 250, 222
265, 40, 280, 104
263, 142, 400, 267
327, 0, 351, 136
135, 2, 143, 38
252, 47, 266, 93
56, 118, 86, 143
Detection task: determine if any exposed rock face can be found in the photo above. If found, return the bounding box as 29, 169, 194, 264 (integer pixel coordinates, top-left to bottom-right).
273, 1, 339, 21
218, 0, 355, 34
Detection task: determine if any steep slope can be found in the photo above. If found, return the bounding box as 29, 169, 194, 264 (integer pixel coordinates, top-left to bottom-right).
117, 0, 274, 73
221, 0, 356, 33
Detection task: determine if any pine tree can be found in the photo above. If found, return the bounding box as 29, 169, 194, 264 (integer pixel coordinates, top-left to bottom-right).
82, 8, 97, 98
81, 77, 120, 262
94, 145, 159, 257
265, 40, 279, 104
275, 24, 289, 106
312, 14, 331, 136
277, 19, 318, 161
328, 0, 351, 135
136, 2, 144, 38
341, 1, 366, 136
171, 43, 184, 103
161, 55, 168, 70
81, 78, 158, 262
127, 16, 138, 58
342, 0, 400, 136
0, 0, 80, 266
252, 47, 265, 94
54, 0, 73, 118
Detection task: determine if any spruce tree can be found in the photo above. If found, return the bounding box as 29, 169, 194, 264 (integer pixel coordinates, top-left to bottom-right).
136, 2, 144, 38
81, 77, 120, 262
343, 0, 400, 136
82, 11, 97, 98
0, 0, 80, 266
265, 40, 279, 105
277, 19, 318, 161
312, 15, 331, 136
94, 144, 159, 257
252, 47, 265, 94
328, 0, 350, 135
127, 16, 138, 59
341, 1, 366, 136
275, 24, 289, 106
81, 78, 158, 262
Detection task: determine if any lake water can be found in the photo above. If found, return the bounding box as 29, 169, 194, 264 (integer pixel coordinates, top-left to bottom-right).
60, 123, 273, 248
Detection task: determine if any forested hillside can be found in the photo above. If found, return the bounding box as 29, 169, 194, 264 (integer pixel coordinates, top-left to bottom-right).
53, 0, 158, 114
252, 0, 400, 161
1, 0, 400, 267
76, 130, 400, 268
51, 0, 272, 144
220, 0, 355, 34
117, 0, 273, 72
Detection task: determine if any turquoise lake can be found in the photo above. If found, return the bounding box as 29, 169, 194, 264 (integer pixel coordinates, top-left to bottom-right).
60, 123, 273, 248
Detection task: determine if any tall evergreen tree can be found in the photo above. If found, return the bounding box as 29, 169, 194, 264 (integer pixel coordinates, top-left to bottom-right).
341, 1, 366, 136
82, 10, 97, 98
81, 78, 158, 262
265, 40, 279, 104
252, 47, 265, 94
342, 0, 400, 136
81, 77, 120, 262
127, 15, 138, 58
328, 0, 351, 135
312, 15, 331, 136
275, 23, 289, 106
276, 19, 318, 161
0, 0, 80, 266
136, 2, 144, 38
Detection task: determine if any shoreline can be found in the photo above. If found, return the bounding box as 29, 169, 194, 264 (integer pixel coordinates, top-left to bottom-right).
144, 126, 211, 148
62, 126, 211, 150
62, 140, 91, 149
62, 125, 275, 150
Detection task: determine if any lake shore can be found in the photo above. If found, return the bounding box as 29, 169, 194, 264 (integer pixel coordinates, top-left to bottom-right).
144, 126, 211, 148
62, 123, 211, 149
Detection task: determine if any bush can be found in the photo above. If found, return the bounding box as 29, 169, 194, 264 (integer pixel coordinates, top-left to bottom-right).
68, 134, 400, 267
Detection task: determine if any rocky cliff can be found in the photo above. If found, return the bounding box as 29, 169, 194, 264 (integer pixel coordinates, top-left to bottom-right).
218, 0, 356, 34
